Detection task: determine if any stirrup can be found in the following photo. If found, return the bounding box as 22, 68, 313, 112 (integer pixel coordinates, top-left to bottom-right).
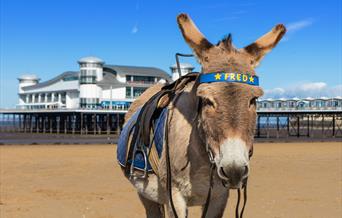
129, 143, 148, 179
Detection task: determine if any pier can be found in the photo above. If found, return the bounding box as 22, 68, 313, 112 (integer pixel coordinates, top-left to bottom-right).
1, 108, 341, 140
256, 109, 342, 139
0, 109, 125, 135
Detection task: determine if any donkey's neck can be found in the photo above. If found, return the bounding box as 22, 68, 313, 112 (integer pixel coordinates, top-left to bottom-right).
167, 81, 209, 172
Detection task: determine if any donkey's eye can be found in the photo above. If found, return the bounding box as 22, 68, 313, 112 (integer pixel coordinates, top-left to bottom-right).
249, 97, 257, 108
202, 98, 215, 108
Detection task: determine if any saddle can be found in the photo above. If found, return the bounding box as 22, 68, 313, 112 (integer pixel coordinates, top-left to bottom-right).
117, 73, 199, 178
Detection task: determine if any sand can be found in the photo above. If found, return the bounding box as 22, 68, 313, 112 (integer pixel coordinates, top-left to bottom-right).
0, 142, 341, 218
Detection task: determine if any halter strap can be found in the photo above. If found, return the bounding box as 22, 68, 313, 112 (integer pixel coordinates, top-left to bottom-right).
199, 72, 259, 86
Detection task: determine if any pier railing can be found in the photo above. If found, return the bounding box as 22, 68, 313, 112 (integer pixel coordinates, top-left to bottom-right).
1, 109, 341, 139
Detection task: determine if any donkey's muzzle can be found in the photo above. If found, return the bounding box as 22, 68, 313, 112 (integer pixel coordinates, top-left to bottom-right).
220, 165, 249, 188
217, 137, 250, 188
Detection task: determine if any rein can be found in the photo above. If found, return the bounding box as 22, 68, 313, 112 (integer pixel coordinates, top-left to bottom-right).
200, 137, 249, 218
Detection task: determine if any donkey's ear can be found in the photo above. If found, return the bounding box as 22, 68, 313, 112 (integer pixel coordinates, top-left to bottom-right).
177, 13, 213, 58
242, 24, 286, 67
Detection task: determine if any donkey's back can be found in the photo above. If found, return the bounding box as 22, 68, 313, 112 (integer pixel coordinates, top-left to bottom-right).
125, 83, 164, 122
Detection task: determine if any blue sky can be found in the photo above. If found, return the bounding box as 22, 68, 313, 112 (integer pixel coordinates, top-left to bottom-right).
0, 0, 341, 108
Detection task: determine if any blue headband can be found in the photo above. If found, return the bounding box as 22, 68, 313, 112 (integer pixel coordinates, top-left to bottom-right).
199, 72, 259, 86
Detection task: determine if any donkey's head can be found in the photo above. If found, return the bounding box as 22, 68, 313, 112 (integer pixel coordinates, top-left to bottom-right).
177, 14, 286, 188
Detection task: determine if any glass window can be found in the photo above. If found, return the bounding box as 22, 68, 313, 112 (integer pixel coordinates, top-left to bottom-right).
63, 76, 79, 81
80, 63, 101, 68
126, 87, 132, 98
80, 98, 99, 108
133, 76, 155, 83
133, 87, 148, 98
80, 76, 96, 84
47, 93, 52, 102
126, 75, 132, 82
126, 75, 156, 84
80, 69, 96, 76
61, 92, 66, 104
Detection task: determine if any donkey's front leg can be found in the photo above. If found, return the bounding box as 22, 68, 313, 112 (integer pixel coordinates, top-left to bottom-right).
201, 191, 229, 218
166, 188, 188, 218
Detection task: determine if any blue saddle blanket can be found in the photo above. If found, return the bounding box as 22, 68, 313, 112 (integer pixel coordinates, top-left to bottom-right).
117, 108, 167, 171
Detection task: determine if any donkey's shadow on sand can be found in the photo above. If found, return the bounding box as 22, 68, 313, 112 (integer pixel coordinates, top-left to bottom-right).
118, 13, 286, 218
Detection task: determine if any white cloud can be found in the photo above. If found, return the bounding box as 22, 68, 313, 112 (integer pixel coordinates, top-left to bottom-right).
287, 19, 314, 33
263, 82, 342, 99
131, 24, 139, 34
281, 18, 314, 42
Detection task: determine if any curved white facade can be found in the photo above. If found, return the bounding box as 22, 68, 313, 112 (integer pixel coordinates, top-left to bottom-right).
17, 56, 173, 110
18, 75, 40, 94
78, 57, 104, 108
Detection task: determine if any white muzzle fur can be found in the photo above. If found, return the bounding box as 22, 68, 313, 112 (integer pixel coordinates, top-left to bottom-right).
215, 138, 249, 187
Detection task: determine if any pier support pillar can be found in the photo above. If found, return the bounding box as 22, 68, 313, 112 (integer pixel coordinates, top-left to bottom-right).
107, 114, 110, 135
332, 114, 336, 137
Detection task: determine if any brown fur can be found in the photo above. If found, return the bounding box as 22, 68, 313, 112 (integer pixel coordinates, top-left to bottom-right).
196, 82, 263, 156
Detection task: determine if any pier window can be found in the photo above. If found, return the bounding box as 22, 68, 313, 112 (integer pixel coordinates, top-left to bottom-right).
47, 93, 52, 102
61, 92, 66, 104
63, 76, 79, 81
80, 76, 96, 84
126, 75, 132, 82
126, 87, 132, 98
298, 102, 306, 108
332, 101, 338, 107
321, 101, 326, 107
80, 63, 102, 68
133, 87, 148, 98
126, 75, 156, 84
80, 69, 97, 84
41, 94, 46, 102
80, 98, 99, 109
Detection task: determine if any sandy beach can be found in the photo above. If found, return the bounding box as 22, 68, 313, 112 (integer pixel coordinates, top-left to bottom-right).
0, 142, 341, 218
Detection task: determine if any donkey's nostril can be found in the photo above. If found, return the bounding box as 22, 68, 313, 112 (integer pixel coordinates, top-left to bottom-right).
220, 167, 228, 178
244, 165, 249, 176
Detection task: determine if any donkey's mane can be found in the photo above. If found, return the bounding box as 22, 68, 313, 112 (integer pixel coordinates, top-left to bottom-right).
216, 33, 233, 49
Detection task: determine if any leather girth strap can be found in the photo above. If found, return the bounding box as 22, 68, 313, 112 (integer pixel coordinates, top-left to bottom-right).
124, 73, 199, 177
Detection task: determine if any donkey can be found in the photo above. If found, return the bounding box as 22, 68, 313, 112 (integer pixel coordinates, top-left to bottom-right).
120, 13, 286, 218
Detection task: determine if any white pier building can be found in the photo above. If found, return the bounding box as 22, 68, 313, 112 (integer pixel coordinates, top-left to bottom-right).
16, 57, 195, 111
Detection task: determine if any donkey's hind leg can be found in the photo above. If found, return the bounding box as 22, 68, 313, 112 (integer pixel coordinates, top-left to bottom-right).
138, 193, 165, 218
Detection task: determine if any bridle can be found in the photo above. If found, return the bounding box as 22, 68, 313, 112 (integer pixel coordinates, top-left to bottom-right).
165, 70, 259, 218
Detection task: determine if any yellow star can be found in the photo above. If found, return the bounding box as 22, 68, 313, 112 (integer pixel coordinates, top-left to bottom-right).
249, 76, 254, 83
215, 73, 222, 80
